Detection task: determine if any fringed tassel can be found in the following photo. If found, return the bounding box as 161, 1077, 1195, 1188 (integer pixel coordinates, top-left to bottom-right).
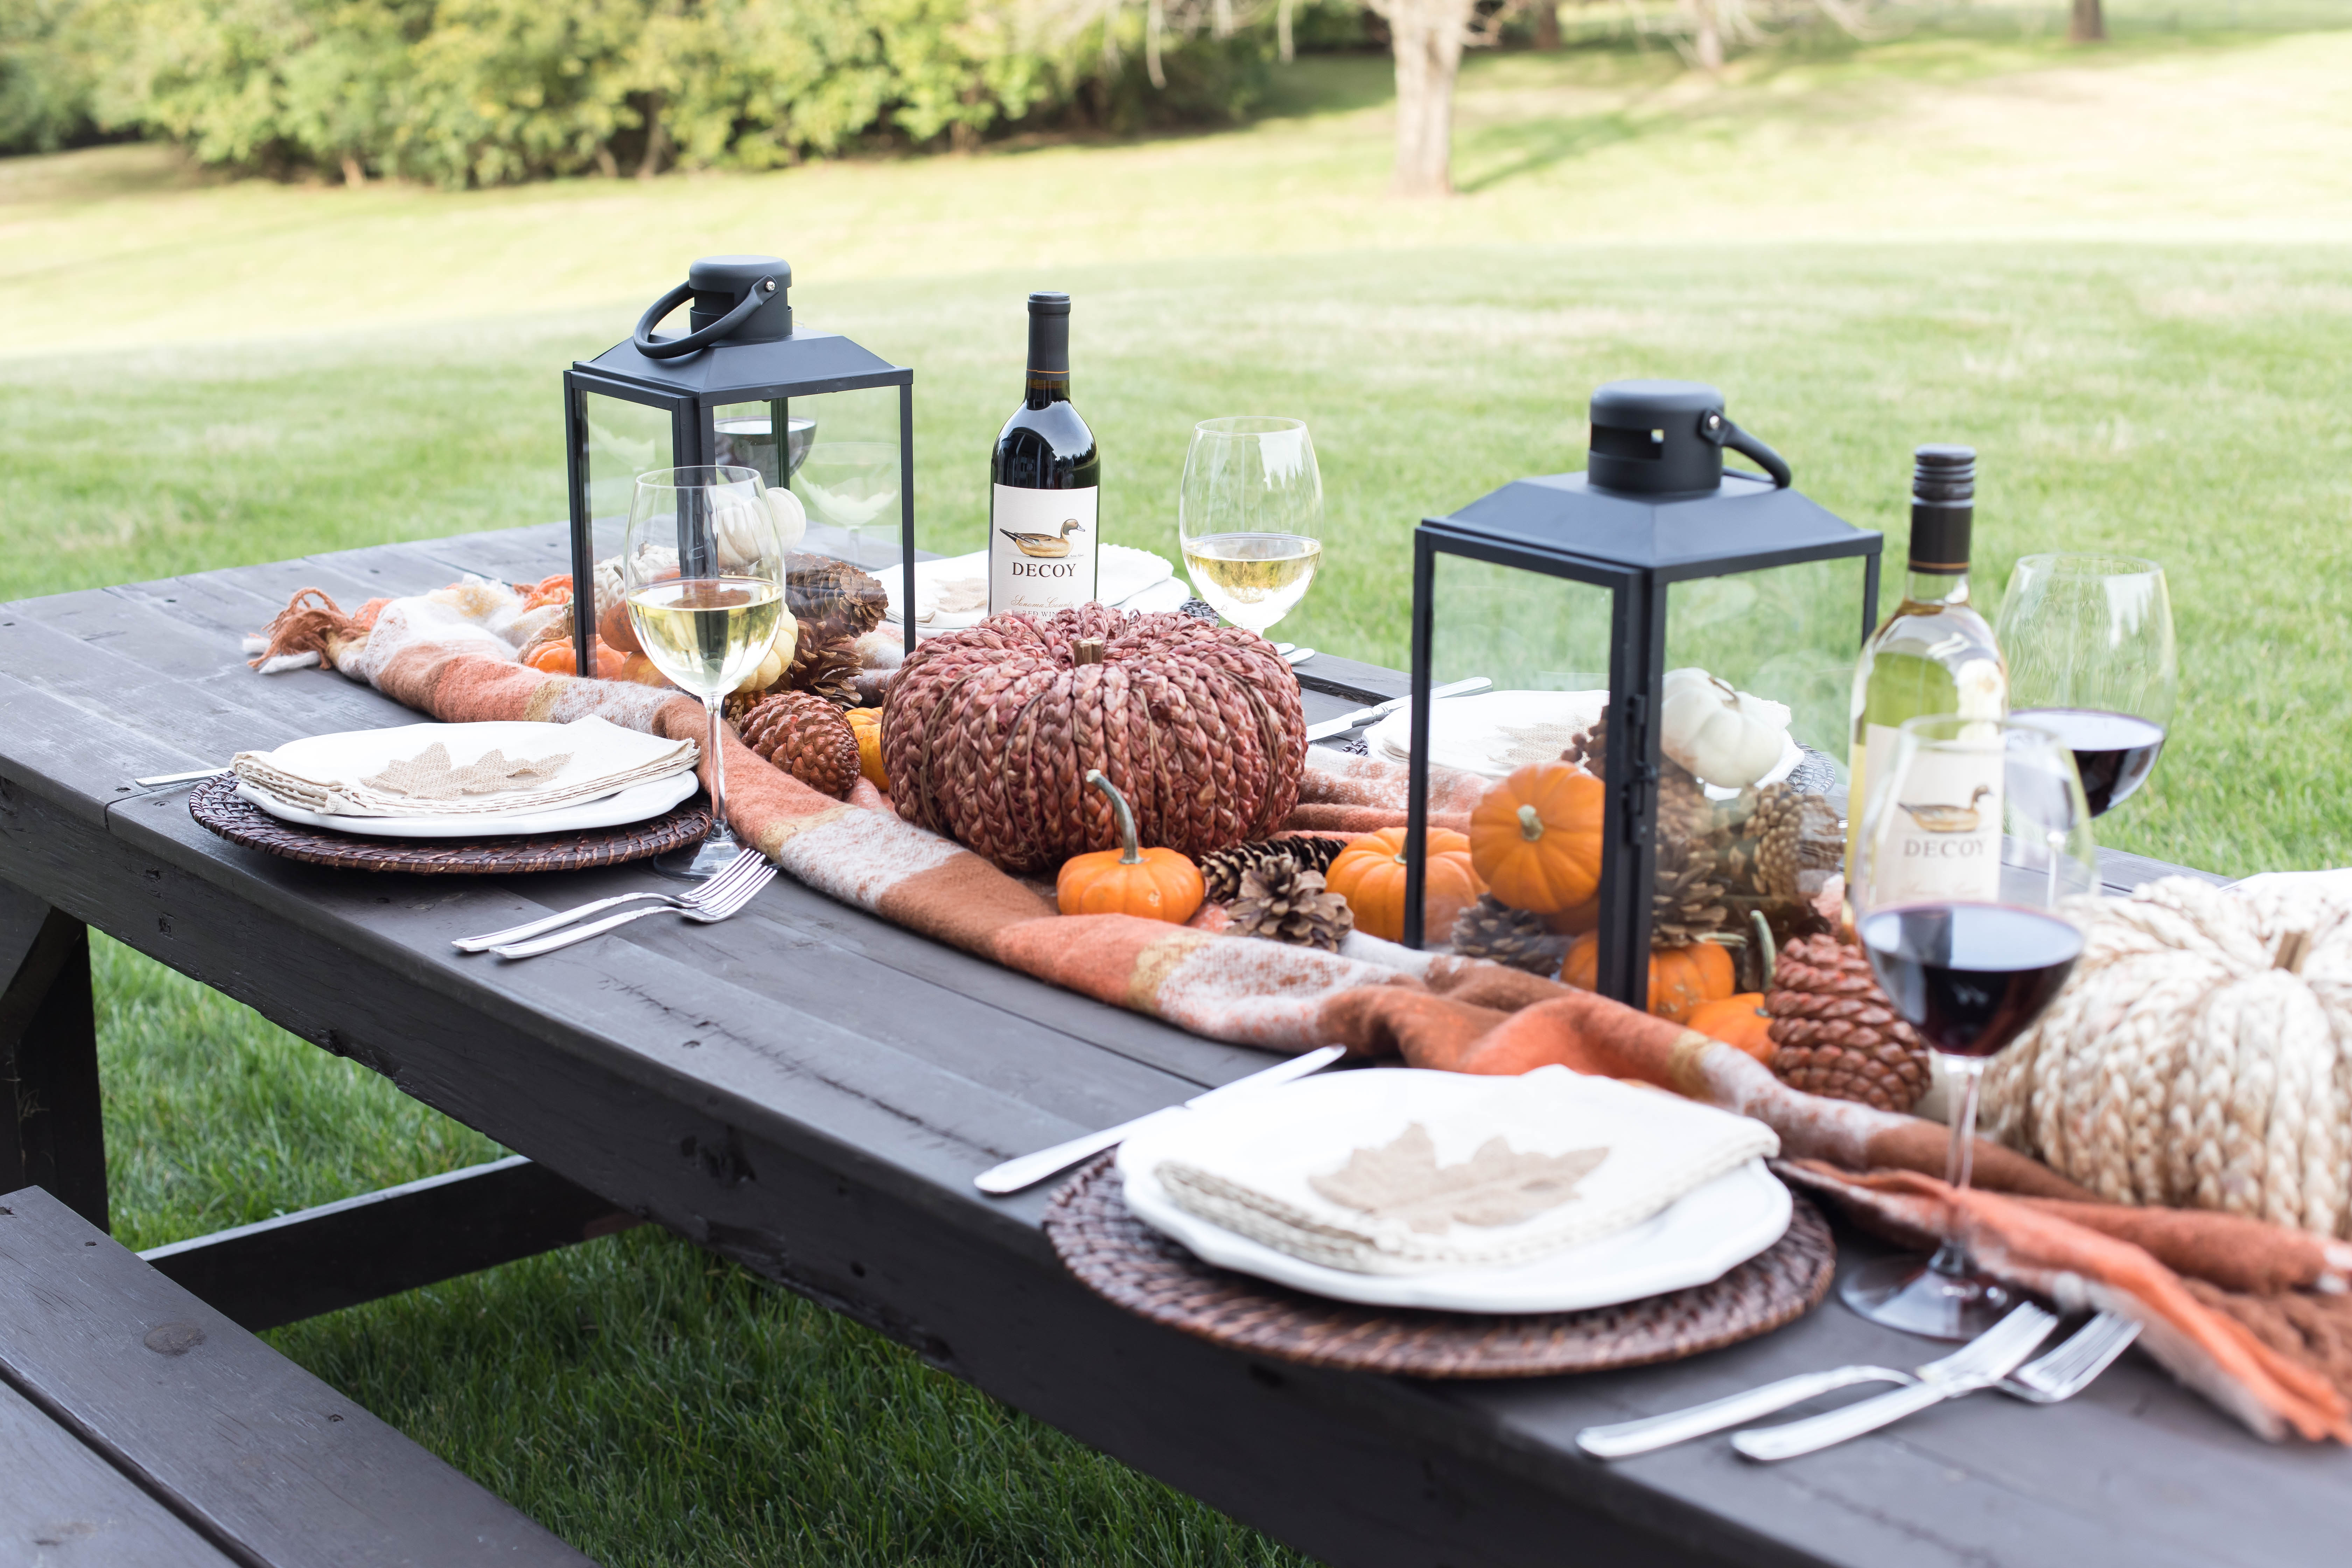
250, 588, 373, 672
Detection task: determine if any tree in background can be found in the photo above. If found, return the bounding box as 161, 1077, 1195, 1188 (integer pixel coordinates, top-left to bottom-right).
2071, 0, 2105, 42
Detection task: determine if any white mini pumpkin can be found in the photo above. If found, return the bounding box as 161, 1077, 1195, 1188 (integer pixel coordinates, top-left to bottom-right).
1659, 668, 1791, 788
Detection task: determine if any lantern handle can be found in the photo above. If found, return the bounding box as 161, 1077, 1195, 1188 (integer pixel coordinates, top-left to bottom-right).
1696, 410, 1792, 489
632, 275, 778, 360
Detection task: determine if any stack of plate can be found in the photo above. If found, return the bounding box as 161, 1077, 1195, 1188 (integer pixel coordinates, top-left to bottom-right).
1115, 1067, 1791, 1315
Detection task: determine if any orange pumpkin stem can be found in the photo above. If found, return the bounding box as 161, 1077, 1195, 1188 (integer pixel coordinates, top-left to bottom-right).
1084, 769, 1144, 867
1516, 804, 1542, 841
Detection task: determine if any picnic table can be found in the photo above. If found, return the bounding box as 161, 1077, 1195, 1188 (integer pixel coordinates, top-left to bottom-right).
1, 522, 2345, 1568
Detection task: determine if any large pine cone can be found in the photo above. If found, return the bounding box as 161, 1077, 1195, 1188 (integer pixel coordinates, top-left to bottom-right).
786, 554, 887, 639
1766, 933, 1931, 1113
1451, 894, 1567, 976
740, 691, 860, 799
882, 606, 1306, 873
785, 622, 864, 709
1230, 855, 1353, 952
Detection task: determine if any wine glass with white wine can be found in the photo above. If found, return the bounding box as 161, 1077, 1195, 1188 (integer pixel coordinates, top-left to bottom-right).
625, 465, 793, 880
1178, 416, 1322, 635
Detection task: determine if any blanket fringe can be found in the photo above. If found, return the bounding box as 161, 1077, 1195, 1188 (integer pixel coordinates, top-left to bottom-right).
250, 587, 372, 670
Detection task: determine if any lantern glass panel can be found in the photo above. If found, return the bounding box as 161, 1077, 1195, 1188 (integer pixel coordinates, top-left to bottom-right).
1660, 555, 1869, 992
748, 383, 910, 578
1424, 552, 1617, 957
581, 390, 672, 572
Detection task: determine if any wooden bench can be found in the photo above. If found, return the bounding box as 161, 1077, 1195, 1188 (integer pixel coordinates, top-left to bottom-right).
0, 1184, 595, 1568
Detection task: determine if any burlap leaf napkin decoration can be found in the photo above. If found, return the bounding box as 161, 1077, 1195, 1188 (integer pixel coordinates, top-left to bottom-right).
1147, 1065, 1779, 1275
362, 742, 572, 801
1309, 1124, 1606, 1233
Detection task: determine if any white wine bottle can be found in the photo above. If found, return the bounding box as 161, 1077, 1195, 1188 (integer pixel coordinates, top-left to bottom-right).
989, 292, 1100, 616
1845, 446, 2008, 893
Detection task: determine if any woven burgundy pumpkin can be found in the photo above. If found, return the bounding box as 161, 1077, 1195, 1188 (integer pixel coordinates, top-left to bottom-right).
883, 605, 1307, 873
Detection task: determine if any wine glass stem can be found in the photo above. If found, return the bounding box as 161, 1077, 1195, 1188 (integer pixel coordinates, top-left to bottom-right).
704, 695, 730, 841
1927, 1055, 1987, 1278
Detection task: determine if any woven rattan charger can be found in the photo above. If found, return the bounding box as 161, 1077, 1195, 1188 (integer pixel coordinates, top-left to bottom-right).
1045, 1155, 1835, 1378
190, 772, 713, 875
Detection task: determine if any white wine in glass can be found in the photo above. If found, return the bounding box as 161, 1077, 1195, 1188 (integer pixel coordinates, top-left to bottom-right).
1178, 416, 1322, 636
625, 465, 790, 880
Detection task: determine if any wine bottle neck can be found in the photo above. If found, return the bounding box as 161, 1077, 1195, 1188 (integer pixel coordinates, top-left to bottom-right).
1025, 370, 1071, 409
1904, 568, 1972, 606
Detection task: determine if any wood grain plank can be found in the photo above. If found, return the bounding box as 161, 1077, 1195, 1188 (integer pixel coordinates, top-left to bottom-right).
0, 1379, 240, 1568
0, 1186, 595, 1568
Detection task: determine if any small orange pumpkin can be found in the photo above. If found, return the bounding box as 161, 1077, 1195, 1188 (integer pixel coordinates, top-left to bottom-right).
1325, 826, 1485, 944
1564, 935, 1737, 1023
1689, 993, 1774, 1063
1057, 770, 1204, 923
1468, 763, 1606, 915
523, 636, 624, 678
844, 707, 888, 793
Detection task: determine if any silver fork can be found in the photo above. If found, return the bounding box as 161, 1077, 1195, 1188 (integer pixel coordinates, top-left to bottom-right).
1576, 1302, 2058, 1459
1731, 1310, 2139, 1463
456, 850, 767, 954
489, 860, 774, 958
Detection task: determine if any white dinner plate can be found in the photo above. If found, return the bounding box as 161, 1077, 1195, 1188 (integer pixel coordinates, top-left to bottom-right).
1117, 1070, 1791, 1314
237, 768, 700, 839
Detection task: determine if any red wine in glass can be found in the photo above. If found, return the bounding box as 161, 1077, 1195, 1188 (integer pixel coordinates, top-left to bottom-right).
1860, 903, 2085, 1059
2012, 707, 2165, 818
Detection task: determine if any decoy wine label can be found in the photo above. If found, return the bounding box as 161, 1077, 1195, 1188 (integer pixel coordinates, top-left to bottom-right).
989, 291, 1100, 617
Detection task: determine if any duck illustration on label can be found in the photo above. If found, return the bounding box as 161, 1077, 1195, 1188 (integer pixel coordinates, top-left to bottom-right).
1869, 751, 2002, 906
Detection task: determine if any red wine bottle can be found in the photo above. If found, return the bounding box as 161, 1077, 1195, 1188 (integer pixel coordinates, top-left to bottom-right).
1860, 904, 2084, 1058
2012, 708, 2165, 817
988, 292, 1100, 616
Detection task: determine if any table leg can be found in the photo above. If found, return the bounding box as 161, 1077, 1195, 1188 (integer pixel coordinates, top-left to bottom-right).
0, 884, 108, 1232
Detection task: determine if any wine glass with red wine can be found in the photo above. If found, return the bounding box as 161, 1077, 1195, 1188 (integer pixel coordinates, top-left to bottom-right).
1994, 554, 2177, 817
1843, 715, 2098, 1338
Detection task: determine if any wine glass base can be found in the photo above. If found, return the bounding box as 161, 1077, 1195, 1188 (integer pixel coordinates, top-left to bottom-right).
1839, 1251, 2020, 1341
652, 825, 744, 882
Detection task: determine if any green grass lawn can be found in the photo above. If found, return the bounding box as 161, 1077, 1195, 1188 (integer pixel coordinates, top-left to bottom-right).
10, 8, 2352, 1563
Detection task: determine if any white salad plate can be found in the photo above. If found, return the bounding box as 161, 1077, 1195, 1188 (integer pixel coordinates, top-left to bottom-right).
238, 768, 700, 839
1116, 1069, 1791, 1315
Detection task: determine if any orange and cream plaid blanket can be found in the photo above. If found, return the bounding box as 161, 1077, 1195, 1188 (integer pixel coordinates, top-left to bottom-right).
250, 579, 2352, 1443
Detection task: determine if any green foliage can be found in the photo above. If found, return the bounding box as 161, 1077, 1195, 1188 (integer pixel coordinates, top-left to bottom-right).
2, 0, 1273, 179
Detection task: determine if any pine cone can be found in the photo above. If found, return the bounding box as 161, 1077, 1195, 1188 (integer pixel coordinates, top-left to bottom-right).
1751, 784, 1843, 904
1450, 894, 1567, 977
1230, 854, 1353, 952
1562, 707, 1608, 775
1658, 761, 1719, 846
1766, 933, 1931, 1112
1199, 835, 1348, 903
1651, 834, 1731, 947
784, 623, 864, 710
739, 691, 860, 798
786, 554, 888, 639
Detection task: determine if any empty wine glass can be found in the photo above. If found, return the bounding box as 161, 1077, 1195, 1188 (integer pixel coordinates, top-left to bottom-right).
1845, 714, 2097, 1338
1995, 554, 2177, 817
791, 440, 901, 569
624, 465, 793, 880
1178, 417, 1323, 635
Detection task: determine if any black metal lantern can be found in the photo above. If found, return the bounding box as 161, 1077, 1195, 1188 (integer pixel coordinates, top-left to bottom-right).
1404, 380, 1882, 1011
565, 254, 916, 672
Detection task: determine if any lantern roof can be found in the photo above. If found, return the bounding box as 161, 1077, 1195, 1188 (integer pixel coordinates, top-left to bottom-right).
1426, 469, 1878, 578
575, 329, 902, 400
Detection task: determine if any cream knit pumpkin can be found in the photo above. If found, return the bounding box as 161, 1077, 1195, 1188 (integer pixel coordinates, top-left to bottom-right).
1981, 876, 2352, 1238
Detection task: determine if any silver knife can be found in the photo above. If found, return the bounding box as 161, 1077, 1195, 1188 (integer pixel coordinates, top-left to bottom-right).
973, 1044, 1349, 1195
1303, 677, 1491, 742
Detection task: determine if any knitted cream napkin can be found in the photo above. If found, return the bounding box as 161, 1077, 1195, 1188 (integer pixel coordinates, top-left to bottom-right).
1152, 1067, 1778, 1275
233, 718, 697, 818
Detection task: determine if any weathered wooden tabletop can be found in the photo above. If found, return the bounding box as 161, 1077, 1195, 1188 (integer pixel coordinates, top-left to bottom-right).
0, 523, 2342, 1568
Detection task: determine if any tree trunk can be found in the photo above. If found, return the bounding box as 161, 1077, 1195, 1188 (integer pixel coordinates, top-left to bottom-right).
1278, 0, 1296, 61
2069, 0, 2105, 41
1386, 0, 1470, 197
1532, 0, 1561, 51
1686, 0, 1724, 72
